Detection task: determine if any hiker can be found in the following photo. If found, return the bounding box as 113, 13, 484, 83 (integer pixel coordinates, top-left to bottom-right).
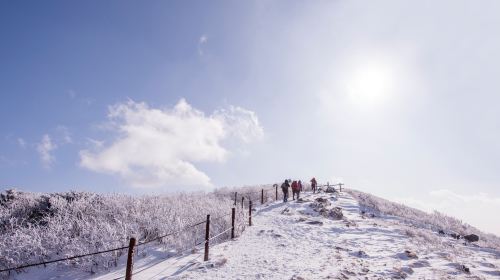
281, 179, 290, 202
291, 180, 299, 200
310, 177, 317, 193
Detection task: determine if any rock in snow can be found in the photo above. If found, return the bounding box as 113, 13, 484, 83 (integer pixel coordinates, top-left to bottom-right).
404, 250, 418, 259
463, 234, 479, 242
325, 186, 336, 193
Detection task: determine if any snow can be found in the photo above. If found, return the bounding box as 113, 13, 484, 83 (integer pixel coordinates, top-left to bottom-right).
10, 191, 500, 279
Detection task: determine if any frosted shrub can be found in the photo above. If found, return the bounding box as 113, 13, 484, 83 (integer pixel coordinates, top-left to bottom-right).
0, 188, 248, 277
214, 184, 275, 204
346, 189, 500, 250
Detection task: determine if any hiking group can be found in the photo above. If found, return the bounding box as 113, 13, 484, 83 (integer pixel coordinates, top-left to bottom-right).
280, 177, 317, 202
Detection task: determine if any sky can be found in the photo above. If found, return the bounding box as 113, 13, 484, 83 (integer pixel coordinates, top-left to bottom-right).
1, 0, 500, 235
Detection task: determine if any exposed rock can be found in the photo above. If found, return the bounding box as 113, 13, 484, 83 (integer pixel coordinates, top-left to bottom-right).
405, 250, 418, 259
397, 250, 418, 260
344, 220, 357, 227
342, 269, 357, 275
319, 207, 343, 220
464, 234, 479, 242
311, 197, 330, 212
409, 260, 431, 268
325, 186, 336, 193
391, 269, 408, 279
450, 233, 461, 240
459, 264, 470, 274
401, 266, 414, 275
281, 207, 293, 215
306, 220, 324, 226
357, 250, 369, 257
314, 197, 331, 206
328, 207, 343, 220
438, 230, 445, 235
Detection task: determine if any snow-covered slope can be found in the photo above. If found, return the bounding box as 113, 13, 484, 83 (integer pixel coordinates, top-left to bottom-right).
86, 190, 499, 279
89, 193, 500, 280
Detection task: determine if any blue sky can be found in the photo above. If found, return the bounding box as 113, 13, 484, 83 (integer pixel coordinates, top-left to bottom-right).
1, 1, 500, 234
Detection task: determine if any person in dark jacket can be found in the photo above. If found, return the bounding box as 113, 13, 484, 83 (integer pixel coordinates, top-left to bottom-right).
281, 179, 290, 202
310, 177, 317, 193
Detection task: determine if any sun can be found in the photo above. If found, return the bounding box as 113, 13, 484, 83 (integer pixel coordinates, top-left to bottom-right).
344, 59, 396, 106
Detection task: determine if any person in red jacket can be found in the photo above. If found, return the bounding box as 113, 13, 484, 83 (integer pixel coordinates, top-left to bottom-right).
310, 177, 317, 193
291, 180, 299, 200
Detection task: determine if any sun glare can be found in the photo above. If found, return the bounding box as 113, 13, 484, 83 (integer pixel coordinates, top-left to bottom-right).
345, 59, 396, 106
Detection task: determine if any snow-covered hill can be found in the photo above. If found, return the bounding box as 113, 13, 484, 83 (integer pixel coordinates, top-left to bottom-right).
7, 189, 500, 279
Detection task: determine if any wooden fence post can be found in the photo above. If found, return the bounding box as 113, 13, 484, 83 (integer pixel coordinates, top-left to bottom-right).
234, 192, 237, 205
339, 183, 343, 192
249, 201, 252, 226
241, 197, 244, 208
231, 207, 235, 239
125, 237, 136, 280
261, 189, 264, 204
204, 215, 210, 261
275, 184, 278, 200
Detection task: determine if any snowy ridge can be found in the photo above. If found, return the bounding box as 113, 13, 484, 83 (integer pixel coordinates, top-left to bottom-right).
346, 189, 500, 251
88, 190, 499, 279
4, 189, 500, 279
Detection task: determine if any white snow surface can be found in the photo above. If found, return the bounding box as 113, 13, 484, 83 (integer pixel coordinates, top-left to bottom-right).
16, 191, 500, 279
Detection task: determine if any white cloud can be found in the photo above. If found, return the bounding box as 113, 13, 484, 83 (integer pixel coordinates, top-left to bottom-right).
394, 189, 500, 235
199, 35, 208, 44
37, 134, 57, 169
213, 106, 264, 143
79, 99, 263, 189
56, 125, 72, 144
17, 138, 26, 148
86, 138, 104, 148
198, 34, 208, 56
68, 89, 94, 105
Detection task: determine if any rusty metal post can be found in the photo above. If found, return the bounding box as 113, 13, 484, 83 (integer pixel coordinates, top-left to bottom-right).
231, 207, 235, 239
261, 189, 264, 204
249, 201, 252, 226
241, 196, 244, 208
125, 237, 136, 280
234, 192, 237, 205
204, 214, 210, 261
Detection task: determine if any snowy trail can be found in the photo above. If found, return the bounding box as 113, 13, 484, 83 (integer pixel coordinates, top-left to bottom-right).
23, 191, 499, 279
91, 191, 499, 279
